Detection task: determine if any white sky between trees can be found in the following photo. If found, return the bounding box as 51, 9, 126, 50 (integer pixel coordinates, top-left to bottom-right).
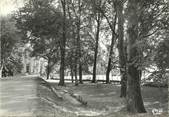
0, 0, 23, 16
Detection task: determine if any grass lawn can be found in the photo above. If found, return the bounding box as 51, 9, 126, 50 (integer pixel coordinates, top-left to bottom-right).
48, 82, 168, 117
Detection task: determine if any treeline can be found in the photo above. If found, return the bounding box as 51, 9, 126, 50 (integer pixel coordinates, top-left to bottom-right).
1, 0, 168, 113
0, 16, 24, 77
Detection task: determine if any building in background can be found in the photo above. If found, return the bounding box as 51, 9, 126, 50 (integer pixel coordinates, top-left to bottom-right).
21, 44, 47, 75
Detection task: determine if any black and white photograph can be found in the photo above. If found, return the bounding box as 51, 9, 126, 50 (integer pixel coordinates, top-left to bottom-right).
0, 0, 168, 116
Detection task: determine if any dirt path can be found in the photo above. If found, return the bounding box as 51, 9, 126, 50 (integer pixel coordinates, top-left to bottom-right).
0, 76, 76, 117
0, 77, 40, 116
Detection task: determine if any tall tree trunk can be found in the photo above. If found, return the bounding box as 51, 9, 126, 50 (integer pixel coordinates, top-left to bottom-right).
76, 25, 80, 86
74, 64, 78, 86
74, 25, 78, 86
67, 3, 75, 84
106, 33, 114, 84
106, 12, 117, 84
70, 65, 74, 83
106, 58, 111, 84
46, 70, 50, 80
116, 1, 127, 97
0, 20, 2, 78
77, 0, 83, 84
79, 63, 83, 84
59, 0, 66, 86
75, 41, 79, 86
77, 18, 83, 84
0, 65, 3, 78
46, 59, 50, 80
126, 0, 146, 113
92, 16, 101, 83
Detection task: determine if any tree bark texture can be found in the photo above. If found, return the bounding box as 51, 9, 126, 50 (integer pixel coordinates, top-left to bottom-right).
106, 12, 117, 84
59, 0, 66, 86
126, 0, 146, 113
116, 1, 127, 97
46, 59, 50, 80
106, 33, 115, 84
92, 15, 101, 83
0, 21, 2, 78
70, 65, 74, 83
77, 0, 83, 84
74, 64, 78, 86
79, 63, 83, 83
0, 66, 3, 78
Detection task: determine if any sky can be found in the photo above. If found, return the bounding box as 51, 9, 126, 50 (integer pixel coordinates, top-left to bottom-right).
0, 0, 23, 16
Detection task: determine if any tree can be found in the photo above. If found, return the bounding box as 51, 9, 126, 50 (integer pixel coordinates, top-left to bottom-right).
155, 38, 169, 72
89, 0, 103, 83
67, 0, 96, 85
125, 0, 169, 112
95, 0, 117, 84
76, 0, 83, 84
1, 16, 22, 77
115, 0, 127, 97
31, 38, 60, 79
2, 44, 23, 77
15, 0, 63, 79
67, 0, 84, 84
58, 0, 67, 86
126, 0, 146, 113
66, 0, 80, 85
139, 0, 169, 73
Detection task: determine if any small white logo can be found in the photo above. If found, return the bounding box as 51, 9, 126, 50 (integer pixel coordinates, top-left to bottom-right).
152, 108, 163, 115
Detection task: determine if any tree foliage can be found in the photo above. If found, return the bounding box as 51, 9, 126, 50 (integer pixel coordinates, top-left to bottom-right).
15, 0, 65, 79
1, 16, 23, 77
155, 38, 169, 70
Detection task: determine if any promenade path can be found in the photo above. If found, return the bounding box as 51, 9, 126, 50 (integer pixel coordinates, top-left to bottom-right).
0, 76, 62, 117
